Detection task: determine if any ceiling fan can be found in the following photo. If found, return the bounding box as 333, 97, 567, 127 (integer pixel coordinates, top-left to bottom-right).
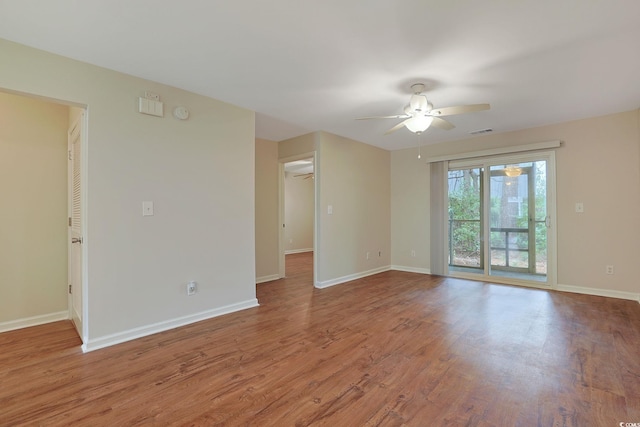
357, 83, 490, 135
294, 172, 314, 179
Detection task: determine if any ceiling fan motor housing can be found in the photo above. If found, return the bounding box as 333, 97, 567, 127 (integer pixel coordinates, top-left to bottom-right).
411, 83, 426, 93
409, 94, 429, 112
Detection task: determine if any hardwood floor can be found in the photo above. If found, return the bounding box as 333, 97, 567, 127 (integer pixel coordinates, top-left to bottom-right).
1, 252, 639, 426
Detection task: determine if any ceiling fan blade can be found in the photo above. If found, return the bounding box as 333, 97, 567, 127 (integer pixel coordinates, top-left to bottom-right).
384, 119, 411, 135
430, 117, 455, 130
429, 104, 490, 117
294, 173, 314, 179
356, 114, 410, 120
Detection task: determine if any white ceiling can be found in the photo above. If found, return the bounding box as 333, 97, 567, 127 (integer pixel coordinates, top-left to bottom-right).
1, 0, 639, 151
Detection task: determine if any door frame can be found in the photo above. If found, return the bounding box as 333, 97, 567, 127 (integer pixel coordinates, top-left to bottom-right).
278, 151, 318, 286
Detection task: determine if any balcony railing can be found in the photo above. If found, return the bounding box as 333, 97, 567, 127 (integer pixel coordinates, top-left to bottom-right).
489, 227, 529, 270
449, 219, 531, 272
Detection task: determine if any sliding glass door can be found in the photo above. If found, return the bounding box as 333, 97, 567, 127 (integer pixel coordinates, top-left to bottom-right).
447, 153, 556, 286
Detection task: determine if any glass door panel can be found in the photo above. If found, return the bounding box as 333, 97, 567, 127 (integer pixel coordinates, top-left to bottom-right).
489, 161, 547, 282
448, 167, 483, 274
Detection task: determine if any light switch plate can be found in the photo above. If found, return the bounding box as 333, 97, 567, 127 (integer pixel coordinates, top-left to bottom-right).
138, 97, 164, 117
142, 201, 154, 216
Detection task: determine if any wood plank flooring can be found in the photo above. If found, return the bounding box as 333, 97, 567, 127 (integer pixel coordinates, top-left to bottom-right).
1, 252, 639, 426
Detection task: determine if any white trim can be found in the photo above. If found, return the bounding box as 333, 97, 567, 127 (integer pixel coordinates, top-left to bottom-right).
391, 265, 431, 275
79, 108, 89, 345
81, 299, 259, 353
278, 161, 285, 279
256, 274, 280, 284
285, 248, 313, 255
0, 311, 69, 333
556, 284, 640, 302
315, 266, 390, 289
427, 140, 561, 163
367, 267, 640, 303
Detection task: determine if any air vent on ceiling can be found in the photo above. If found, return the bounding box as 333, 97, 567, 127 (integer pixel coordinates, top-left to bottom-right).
469, 128, 493, 135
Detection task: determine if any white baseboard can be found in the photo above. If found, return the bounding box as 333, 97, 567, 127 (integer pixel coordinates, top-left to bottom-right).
315, 266, 391, 289
0, 310, 69, 333
556, 283, 640, 302
82, 298, 259, 353
390, 265, 431, 275
256, 274, 280, 284
285, 248, 313, 255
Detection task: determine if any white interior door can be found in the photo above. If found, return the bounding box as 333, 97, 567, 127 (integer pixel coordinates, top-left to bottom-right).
68, 114, 83, 336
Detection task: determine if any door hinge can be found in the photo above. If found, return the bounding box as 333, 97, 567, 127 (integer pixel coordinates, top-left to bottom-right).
69, 217, 72, 227
68, 150, 72, 161
68, 284, 72, 294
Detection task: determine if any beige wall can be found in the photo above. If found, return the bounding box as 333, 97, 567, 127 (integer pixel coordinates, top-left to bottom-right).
255, 138, 280, 282
391, 110, 640, 298
284, 171, 314, 252
0, 91, 69, 324
278, 131, 391, 287
390, 147, 430, 272
279, 132, 318, 159
316, 132, 391, 285
0, 38, 257, 348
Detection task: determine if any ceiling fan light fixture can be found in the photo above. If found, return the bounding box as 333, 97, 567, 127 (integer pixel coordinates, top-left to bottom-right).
405, 115, 434, 134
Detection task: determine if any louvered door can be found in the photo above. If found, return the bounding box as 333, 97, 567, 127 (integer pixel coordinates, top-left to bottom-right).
68, 113, 83, 337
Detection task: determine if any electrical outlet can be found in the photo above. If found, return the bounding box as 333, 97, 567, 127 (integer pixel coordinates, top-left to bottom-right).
187, 281, 197, 296
411, 250, 416, 257
366, 252, 370, 260
605, 265, 614, 275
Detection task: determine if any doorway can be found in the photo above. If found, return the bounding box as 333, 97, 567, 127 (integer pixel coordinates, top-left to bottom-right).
447, 152, 556, 286
279, 153, 317, 284
0, 90, 86, 341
